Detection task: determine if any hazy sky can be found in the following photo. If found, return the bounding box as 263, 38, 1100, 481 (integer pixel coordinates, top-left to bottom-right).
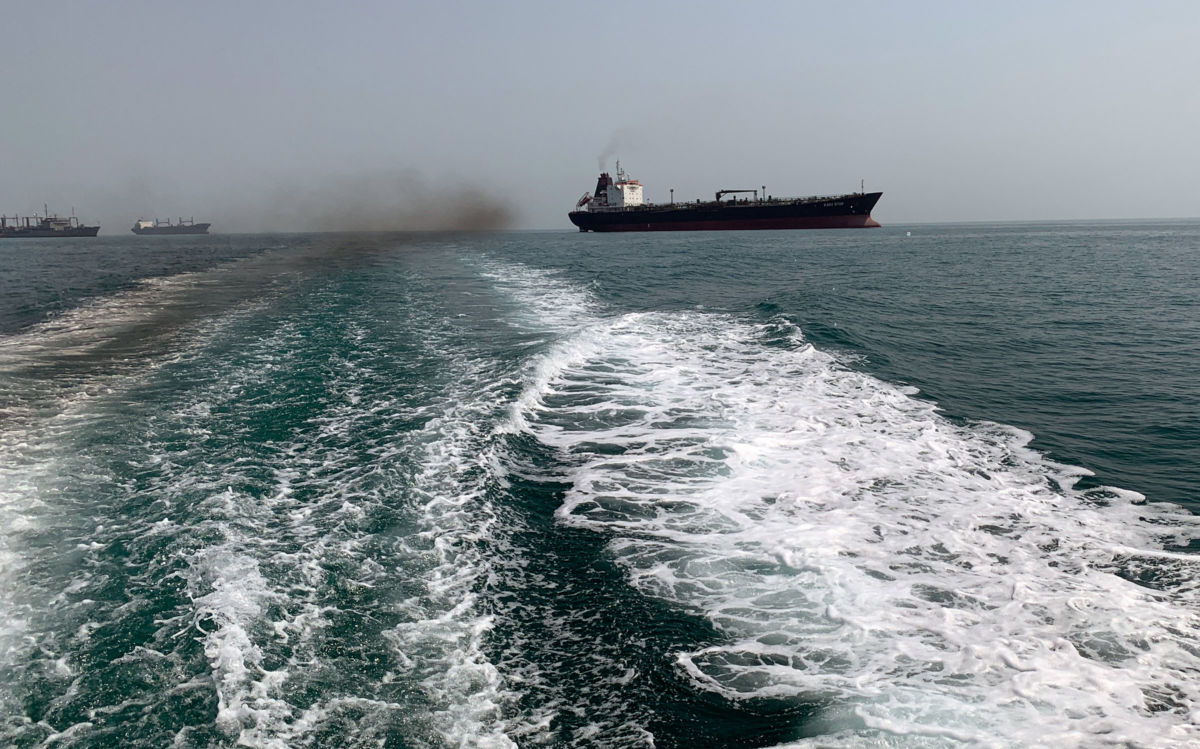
2, 0, 1198, 231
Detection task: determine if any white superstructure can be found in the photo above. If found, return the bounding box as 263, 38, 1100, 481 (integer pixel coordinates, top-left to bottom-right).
606, 162, 643, 208
575, 161, 648, 212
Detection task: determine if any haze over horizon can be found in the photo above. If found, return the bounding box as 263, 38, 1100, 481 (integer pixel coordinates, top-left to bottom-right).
2, 0, 1197, 233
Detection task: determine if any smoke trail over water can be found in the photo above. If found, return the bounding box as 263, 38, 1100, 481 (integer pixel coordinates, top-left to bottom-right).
32, 169, 516, 236
222, 171, 516, 233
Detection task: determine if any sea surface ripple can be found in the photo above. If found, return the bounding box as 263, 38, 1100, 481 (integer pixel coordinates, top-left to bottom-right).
1, 222, 1198, 747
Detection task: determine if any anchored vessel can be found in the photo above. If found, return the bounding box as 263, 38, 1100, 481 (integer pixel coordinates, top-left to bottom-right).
132, 217, 211, 235
569, 164, 882, 232
1, 207, 100, 238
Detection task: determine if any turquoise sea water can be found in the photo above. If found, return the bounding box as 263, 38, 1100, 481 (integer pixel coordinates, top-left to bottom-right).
1, 223, 1198, 747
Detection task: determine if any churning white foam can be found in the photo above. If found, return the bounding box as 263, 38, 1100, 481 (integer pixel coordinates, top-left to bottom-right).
1, 258, 526, 746
166, 310, 524, 746
383, 393, 523, 748
485, 261, 1200, 747
162, 258, 566, 746
188, 542, 290, 743
0, 270, 261, 716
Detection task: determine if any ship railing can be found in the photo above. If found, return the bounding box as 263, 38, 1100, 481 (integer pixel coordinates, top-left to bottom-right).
2, 214, 82, 227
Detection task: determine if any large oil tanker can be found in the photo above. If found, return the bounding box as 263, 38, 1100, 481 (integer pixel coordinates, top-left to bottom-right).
1, 207, 99, 238
132, 217, 211, 235
569, 164, 881, 232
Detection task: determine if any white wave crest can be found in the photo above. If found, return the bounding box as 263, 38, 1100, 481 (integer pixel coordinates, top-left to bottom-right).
489, 261, 1200, 747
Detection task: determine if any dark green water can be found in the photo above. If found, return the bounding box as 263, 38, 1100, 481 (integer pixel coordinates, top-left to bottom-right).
1, 223, 1198, 747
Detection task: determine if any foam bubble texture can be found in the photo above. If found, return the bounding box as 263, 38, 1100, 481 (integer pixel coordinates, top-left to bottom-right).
0, 253, 528, 746
491, 262, 1200, 747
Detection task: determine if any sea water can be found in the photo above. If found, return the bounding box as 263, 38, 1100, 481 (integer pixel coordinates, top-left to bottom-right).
1, 223, 1198, 747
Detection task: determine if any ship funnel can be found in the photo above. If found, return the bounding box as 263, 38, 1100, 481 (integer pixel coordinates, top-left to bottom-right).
590, 171, 613, 208
593, 172, 613, 198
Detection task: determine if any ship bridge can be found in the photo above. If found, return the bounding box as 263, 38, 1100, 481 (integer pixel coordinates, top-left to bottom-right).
588, 162, 644, 211
607, 162, 644, 208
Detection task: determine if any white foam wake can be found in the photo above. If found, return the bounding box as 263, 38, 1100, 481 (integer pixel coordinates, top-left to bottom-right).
171, 314, 524, 746
0, 256, 527, 746
384, 389, 524, 748
486, 260, 1200, 747
0, 269, 274, 722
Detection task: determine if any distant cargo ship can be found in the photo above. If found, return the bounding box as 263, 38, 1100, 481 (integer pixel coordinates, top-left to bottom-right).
569, 164, 881, 232
1, 206, 99, 238
132, 217, 211, 235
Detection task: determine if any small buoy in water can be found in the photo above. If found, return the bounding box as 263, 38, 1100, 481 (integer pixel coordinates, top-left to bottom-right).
906, 231, 911, 237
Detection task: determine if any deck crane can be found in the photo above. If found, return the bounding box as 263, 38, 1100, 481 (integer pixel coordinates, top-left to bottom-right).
715, 189, 758, 202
